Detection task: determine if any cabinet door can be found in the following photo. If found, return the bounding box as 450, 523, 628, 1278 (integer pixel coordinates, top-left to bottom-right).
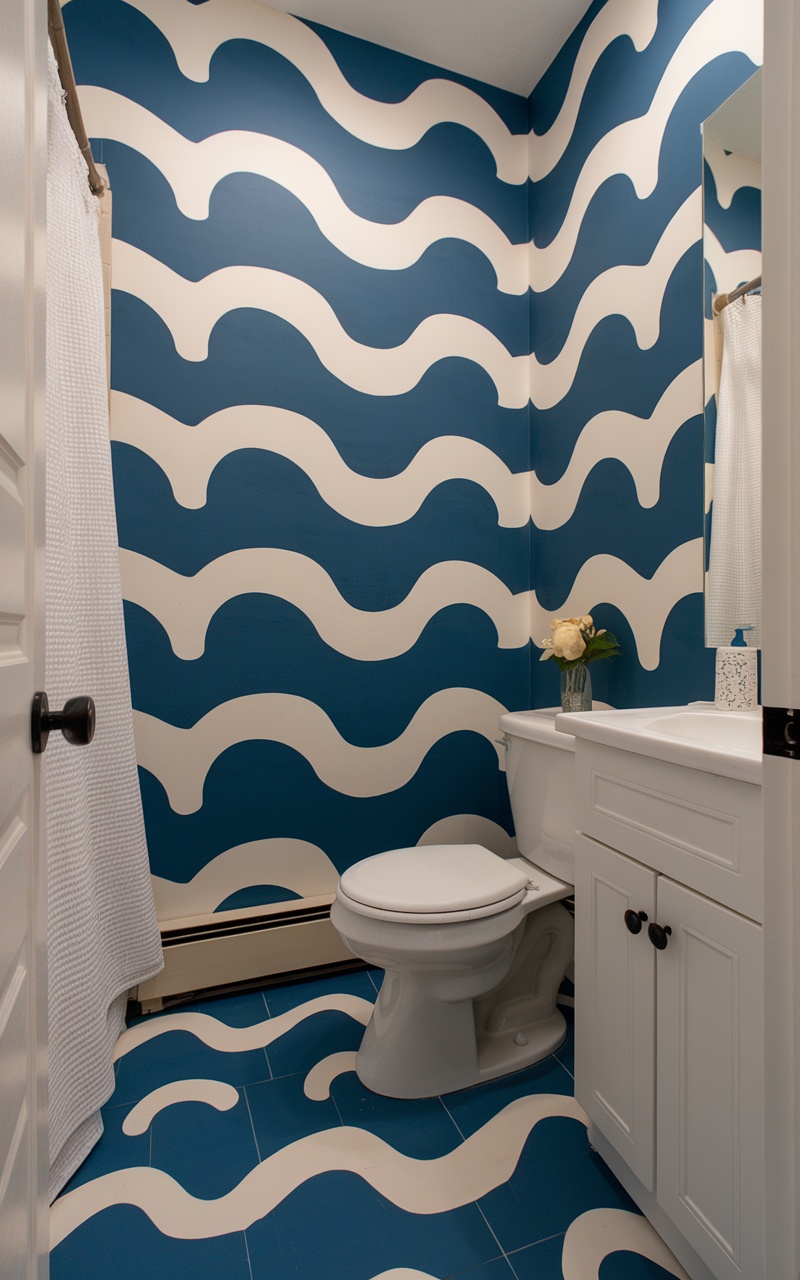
655, 878, 764, 1280
574, 835, 657, 1189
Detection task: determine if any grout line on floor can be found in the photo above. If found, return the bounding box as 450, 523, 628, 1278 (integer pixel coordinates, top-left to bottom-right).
506, 1230, 566, 1273
243, 1227, 254, 1280
553, 1052, 574, 1083
474, 1200, 515, 1277
439, 1096, 466, 1141
243, 1086, 262, 1164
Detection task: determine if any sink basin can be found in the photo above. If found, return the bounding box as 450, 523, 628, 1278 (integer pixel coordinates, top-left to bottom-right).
646, 710, 761, 753
555, 703, 762, 783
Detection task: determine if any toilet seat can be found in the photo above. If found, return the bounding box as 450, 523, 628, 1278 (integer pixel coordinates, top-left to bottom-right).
336, 843, 530, 925
335, 882, 526, 925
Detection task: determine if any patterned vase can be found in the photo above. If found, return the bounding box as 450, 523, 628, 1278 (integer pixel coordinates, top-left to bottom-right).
560, 662, 592, 712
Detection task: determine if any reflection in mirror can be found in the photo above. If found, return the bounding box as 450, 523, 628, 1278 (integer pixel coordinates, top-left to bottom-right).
702, 68, 762, 649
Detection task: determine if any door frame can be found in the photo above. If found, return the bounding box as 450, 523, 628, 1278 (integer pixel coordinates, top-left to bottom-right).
761, 1, 800, 1275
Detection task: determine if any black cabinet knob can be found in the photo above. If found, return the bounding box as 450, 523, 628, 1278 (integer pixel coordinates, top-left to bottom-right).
31, 692, 96, 754
648, 922, 672, 950
624, 909, 648, 934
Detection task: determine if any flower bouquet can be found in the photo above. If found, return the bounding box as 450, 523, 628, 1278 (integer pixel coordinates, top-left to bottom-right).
540, 614, 620, 711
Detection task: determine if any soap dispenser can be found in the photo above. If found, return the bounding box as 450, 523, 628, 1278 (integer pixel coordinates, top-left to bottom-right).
714, 628, 758, 711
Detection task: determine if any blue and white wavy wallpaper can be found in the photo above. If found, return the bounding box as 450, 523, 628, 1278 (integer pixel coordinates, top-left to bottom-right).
64, 0, 761, 925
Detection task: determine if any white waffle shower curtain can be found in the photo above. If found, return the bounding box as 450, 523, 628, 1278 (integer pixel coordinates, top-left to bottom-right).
706, 293, 762, 648
46, 44, 162, 1201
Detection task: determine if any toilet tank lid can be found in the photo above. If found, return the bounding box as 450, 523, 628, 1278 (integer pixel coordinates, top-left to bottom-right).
338, 844, 528, 914
500, 708, 575, 751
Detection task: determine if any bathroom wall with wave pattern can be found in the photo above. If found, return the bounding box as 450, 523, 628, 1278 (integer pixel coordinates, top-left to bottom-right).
527, 0, 761, 709
65, 0, 762, 925
64, 0, 532, 923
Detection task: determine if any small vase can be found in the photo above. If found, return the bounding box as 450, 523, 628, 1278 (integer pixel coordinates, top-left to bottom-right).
560, 662, 592, 713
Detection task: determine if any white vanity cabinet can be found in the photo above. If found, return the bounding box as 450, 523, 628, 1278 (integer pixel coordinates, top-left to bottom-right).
571, 734, 764, 1280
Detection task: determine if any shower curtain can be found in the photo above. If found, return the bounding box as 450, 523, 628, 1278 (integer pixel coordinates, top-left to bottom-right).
46, 44, 162, 1201
706, 294, 762, 649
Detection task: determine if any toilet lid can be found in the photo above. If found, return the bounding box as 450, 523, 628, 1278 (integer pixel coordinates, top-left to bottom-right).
339, 844, 529, 914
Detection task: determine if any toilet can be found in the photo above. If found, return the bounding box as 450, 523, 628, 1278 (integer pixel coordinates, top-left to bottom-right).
330, 709, 576, 1098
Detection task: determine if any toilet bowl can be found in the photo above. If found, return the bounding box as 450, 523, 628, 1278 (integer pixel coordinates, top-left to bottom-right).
330, 709, 576, 1098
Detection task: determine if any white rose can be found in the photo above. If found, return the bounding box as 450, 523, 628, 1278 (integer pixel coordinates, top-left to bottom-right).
552, 623, 586, 661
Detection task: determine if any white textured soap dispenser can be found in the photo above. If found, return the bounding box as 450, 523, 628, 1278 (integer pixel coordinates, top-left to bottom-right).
715, 628, 758, 710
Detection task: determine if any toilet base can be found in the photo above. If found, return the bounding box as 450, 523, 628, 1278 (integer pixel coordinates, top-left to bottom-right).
355, 1001, 567, 1099
345, 898, 574, 1099
474, 1007, 566, 1084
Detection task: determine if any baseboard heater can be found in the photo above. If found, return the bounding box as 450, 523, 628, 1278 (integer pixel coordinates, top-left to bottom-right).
134, 897, 352, 1014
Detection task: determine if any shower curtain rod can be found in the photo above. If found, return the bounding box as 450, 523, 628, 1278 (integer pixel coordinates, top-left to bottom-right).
47, 0, 105, 196
713, 274, 762, 313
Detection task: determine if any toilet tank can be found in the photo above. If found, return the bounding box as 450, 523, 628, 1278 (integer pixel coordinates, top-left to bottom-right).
500, 709, 576, 884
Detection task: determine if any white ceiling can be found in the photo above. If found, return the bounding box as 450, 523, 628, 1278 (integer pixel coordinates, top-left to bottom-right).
263, 0, 594, 96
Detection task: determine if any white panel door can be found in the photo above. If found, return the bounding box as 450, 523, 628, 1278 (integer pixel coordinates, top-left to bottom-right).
0, 0, 48, 1274
574, 835, 657, 1190
655, 877, 764, 1280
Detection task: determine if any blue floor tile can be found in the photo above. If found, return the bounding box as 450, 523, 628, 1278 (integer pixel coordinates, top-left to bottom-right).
264, 970, 376, 1016
59, 1103, 150, 1195
245, 1207, 287, 1280
330, 1072, 463, 1158
442, 1053, 575, 1138
150, 1087, 260, 1199
54, 971, 678, 1280
507, 1233, 565, 1278
113, 1028, 272, 1106
482, 1117, 639, 1253
252, 1171, 501, 1280
454, 1255, 518, 1280
177, 988, 271, 1027
264, 1009, 368, 1080
263, 972, 375, 1078
50, 1205, 251, 1280
246, 1072, 341, 1160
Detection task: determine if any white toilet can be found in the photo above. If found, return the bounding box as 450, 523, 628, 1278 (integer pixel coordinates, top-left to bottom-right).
330, 709, 576, 1098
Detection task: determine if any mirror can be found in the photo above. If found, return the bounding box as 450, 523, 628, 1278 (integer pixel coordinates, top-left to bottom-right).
702, 68, 762, 648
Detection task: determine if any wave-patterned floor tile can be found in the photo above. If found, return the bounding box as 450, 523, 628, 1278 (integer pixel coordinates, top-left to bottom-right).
246, 1072, 342, 1161
51, 1204, 252, 1280
330, 1073, 463, 1160
264, 971, 378, 1079
53, 974, 687, 1280
248, 1170, 501, 1280
506, 1233, 565, 1279
488, 1118, 639, 1255
58, 1102, 150, 1196
454, 1260, 517, 1280
562, 1209, 691, 1279
123, 1078, 240, 1133
149, 1086, 260, 1199
115, 990, 273, 1105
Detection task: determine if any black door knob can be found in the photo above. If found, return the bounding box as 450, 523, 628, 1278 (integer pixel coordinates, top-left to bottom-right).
31, 692, 96, 754
648, 922, 672, 950
624, 909, 648, 934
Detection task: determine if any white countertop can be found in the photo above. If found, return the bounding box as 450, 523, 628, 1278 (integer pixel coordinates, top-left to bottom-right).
555, 702, 762, 785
